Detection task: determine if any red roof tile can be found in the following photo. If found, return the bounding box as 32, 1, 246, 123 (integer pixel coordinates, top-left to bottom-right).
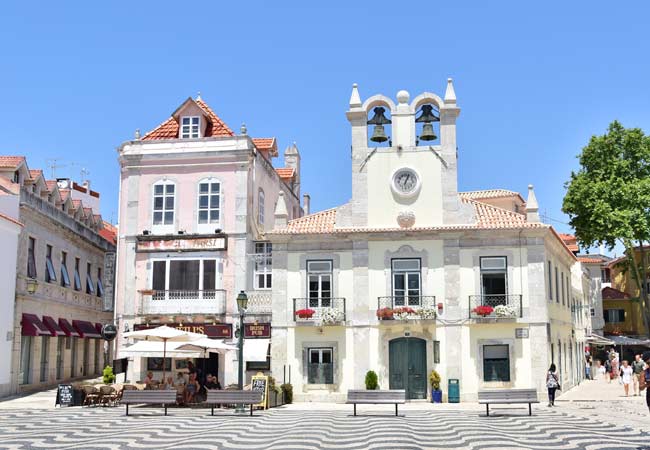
0, 156, 25, 169
142, 97, 234, 140
460, 189, 525, 203
276, 167, 295, 180
253, 138, 278, 157
29, 169, 43, 181
602, 287, 630, 300
99, 221, 118, 244
0, 177, 20, 194
578, 256, 605, 264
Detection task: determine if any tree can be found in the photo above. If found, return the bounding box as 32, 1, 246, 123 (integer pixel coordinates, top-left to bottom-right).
563, 121, 650, 334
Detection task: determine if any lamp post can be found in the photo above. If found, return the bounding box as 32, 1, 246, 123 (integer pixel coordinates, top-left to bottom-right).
235, 290, 248, 414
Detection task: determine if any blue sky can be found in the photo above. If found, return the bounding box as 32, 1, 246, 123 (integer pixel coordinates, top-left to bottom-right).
2, 2, 649, 252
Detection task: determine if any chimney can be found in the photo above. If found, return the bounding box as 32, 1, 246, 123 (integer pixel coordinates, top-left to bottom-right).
274, 191, 288, 230
303, 194, 311, 216
526, 184, 540, 223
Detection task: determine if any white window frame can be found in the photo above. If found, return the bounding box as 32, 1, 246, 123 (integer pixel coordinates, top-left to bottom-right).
307, 347, 334, 384
254, 242, 272, 290
391, 258, 421, 306
150, 256, 223, 293
307, 260, 333, 308
258, 189, 265, 227
152, 180, 176, 234
197, 178, 221, 233
181, 116, 200, 139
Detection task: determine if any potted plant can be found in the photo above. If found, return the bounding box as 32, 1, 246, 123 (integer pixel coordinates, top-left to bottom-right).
376, 307, 394, 320
102, 365, 116, 384
494, 304, 516, 318
472, 305, 494, 317
429, 370, 442, 403
320, 307, 344, 325
295, 308, 316, 319
281, 383, 293, 404
393, 306, 416, 320
365, 370, 379, 390
416, 308, 437, 320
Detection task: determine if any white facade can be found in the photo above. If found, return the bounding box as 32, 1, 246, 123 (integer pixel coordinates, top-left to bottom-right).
268, 82, 590, 401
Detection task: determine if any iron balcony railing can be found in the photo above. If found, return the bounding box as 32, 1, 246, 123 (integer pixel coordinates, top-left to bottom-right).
468, 294, 522, 319
376, 296, 437, 320
293, 297, 346, 323
142, 289, 227, 315
245, 291, 272, 315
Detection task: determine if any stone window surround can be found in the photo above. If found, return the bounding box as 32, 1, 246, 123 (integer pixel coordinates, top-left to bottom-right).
301, 340, 339, 387
195, 177, 223, 233
298, 253, 341, 299
383, 245, 429, 299
151, 178, 177, 234
477, 338, 515, 387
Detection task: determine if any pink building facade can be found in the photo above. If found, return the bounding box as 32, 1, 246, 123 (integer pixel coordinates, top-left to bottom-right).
114, 96, 302, 385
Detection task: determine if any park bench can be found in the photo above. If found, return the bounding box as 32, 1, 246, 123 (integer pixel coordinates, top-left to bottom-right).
478, 389, 539, 416
121, 390, 177, 416
206, 390, 263, 416
346, 390, 406, 416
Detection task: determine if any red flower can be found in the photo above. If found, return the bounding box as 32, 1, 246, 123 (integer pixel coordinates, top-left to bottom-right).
393, 306, 416, 315
472, 305, 494, 317
376, 307, 394, 319
295, 308, 316, 319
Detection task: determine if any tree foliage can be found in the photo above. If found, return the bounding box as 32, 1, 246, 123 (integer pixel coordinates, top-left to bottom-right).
563, 121, 650, 333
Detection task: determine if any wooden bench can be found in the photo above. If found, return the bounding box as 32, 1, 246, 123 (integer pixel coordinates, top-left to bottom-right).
205, 390, 263, 416
346, 390, 406, 416
478, 389, 539, 416
121, 390, 177, 416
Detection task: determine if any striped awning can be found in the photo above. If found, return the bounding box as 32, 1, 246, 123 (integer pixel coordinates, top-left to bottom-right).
21, 314, 50, 337
72, 320, 102, 338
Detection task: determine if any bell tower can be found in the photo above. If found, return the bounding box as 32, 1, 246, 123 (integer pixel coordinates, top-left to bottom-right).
345, 79, 471, 229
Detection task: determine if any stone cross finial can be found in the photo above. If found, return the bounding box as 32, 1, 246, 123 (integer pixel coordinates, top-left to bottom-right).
134, 129, 141, 140
526, 184, 540, 223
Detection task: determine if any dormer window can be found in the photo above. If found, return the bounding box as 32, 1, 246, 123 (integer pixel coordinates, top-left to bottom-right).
13, 171, 19, 183
181, 116, 200, 139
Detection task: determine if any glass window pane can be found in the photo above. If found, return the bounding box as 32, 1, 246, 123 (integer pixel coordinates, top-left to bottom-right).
154, 185, 163, 195
203, 260, 216, 290
210, 195, 219, 208
199, 211, 208, 223
154, 197, 163, 209
266, 274, 272, 288
407, 274, 420, 290
310, 350, 319, 364
482, 273, 506, 296
199, 196, 208, 208
169, 260, 200, 291
164, 197, 174, 209
192, 117, 199, 124
322, 350, 332, 364
209, 210, 219, 222
307, 261, 332, 273
163, 212, 173, 224
199, 183, 209, 194
480, 257, 507, 270
153, 212, 163, 224
392, 259, 420, 271
165, 184, 174, 194
484, 345, 508, 359
211, 183, 220, 193
182, 117, 190, 125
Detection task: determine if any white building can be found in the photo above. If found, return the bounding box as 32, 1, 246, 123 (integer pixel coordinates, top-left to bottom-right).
267, 81, 591, 401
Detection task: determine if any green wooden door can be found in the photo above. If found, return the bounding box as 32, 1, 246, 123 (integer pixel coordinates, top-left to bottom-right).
389, 337, 427, 399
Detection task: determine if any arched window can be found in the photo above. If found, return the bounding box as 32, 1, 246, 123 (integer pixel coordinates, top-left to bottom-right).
258, 189, 265, 227
197, 178, 220, 230
152, 180, 175, 232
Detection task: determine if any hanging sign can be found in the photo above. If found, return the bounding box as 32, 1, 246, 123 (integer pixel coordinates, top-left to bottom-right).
251, 372, 269, 410
136, 236, 227, 253
244, 323, 271, 339
134, 323, 232, 339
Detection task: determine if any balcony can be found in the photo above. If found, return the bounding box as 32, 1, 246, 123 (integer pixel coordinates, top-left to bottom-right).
141, 290, 226, 315
468, 294, 522, 319
376, 296, 437, 321
245, 291, 272, 315
293, 298, 346, 325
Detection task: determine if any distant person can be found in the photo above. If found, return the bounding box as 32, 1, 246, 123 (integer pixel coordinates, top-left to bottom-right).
184, 373, 200, 403
585, 356, 592, 380
642, 352, 650, 413
546, 363, 560, 407
632, 354, 645, 396
143, 371, 155, 389
611, 353, 620, 381
175, 371, 186, 386
605, 358, 612, 383
620, 360, 633, 396
205, 374, 222, 390
163, 376, 175, 390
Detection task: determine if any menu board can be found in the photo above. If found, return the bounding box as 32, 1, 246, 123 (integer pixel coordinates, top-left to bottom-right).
251, 373, 269, 410
55, 384, 73, 407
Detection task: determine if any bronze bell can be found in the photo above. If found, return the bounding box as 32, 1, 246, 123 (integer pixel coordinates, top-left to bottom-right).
367, 106, 392, 143
416, 104, 439, 141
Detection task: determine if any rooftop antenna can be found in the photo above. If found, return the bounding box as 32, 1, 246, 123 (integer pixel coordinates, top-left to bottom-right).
80, 167, 90, 181
46, 158, 65, 178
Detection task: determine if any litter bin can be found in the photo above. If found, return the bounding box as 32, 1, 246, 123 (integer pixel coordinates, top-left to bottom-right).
448, 379, 460, 403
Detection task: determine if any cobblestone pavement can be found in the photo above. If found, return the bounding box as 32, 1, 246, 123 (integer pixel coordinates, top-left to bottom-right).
0, 379, 648, 450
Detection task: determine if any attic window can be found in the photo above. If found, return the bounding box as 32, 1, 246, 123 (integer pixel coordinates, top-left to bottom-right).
13, 171, 19, 183
181, 116, 200, 139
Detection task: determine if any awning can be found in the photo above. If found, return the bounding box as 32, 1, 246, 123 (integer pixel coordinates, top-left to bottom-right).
243, 338, 270, 362
95, 323, 103, 335
118, 341, 202, 358
608, 335, 650, 347
72, 320, 102, 338
59, 319, 81, 337
21, 314, 51, 337
586, 333, 614, 346
42, 316, 66, 336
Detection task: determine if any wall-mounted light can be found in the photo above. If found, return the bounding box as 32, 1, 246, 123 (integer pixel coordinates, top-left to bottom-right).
26, 278, 38, 294
437, 302, 444, 311
143, 230, 150, 236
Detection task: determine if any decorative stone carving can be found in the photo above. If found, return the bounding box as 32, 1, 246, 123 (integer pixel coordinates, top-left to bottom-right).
397, 211, 415, 228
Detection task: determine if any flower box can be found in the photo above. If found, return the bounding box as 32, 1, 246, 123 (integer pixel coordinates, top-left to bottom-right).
319, 307, 344, 325
494, 304, 517, 318
376, 307, 394, 320
295, 308, 316, 319
471, 305, 494, 317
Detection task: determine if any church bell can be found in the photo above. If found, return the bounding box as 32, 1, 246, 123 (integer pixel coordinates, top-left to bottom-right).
415, 104, 439, 141
367, 107, 391, 143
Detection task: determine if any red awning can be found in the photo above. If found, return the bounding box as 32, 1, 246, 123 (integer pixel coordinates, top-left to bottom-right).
59, 318, 81, 338
42, 316, 66, 336
72, 320, 102, 338
21, 314, 51, 337
95, 323, 103, 334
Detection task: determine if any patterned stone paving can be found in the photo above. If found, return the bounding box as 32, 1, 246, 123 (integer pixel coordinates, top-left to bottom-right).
0, 406, 648, 450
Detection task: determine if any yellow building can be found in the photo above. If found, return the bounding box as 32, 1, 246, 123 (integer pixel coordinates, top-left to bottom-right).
604, 254, 647, 337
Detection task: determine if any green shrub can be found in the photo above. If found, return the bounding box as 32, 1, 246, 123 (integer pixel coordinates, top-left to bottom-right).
365, 370, 378, 390
429, 370, 441, 391
280, 383, 293, 404
102, 365, 116, 384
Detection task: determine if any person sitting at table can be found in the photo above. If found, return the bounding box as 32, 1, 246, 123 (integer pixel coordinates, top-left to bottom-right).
174, 372, 186, 386
184, 373, 200, 403
143, 371, 155, 389
204, 374, 222, 390
163, 376, 175, 390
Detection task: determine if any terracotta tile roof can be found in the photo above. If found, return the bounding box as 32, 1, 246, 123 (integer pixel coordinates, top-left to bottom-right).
29, 169, 43, 180
461, 197, 536, 229
0, 212, 23, 227
45, 180, 59, 192
253, 138, 278, 156
142, 97, 234, 140
0, 156, 25, 169
99, 221, 118, 244
602, 286, 630, 300
282, 207, 338, 233
0, 177, 20, 194
578, 256, 606, 264
459, 189, 524, 202
59, 189, 71, 201
558, 233, 579, 252
276, 167, 295, 180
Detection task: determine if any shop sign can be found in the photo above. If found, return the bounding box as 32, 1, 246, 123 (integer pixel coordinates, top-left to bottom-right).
101, 323, 118, 341
515, 328, 529, 339
136, 236, 227, 253
244, 323, 271, 339
134, 323, 232, 339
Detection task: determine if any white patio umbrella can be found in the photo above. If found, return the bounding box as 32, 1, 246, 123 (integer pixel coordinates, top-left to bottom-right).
122, 325, 204, 382
177, 337, 238, 381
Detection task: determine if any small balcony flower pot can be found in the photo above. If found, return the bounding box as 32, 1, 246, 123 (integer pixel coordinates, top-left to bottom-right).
431, 389, 443, 403
295, 309, 316, 320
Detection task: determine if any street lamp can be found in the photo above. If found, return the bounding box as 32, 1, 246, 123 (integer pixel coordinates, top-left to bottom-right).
26, 278, 38, 294
235, 290, 248, 414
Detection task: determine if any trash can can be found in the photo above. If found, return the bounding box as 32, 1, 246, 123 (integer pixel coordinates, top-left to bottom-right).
448, 379, 460, 403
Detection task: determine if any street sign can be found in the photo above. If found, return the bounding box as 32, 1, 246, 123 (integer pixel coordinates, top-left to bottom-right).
101, 323, 118, 341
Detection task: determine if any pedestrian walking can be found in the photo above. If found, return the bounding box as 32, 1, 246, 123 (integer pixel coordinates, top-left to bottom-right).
546, 363, 560, 407
632, 354, 645, 396
605, 358, 612, 383
620, 360, 633, 397
641, 352, 650, 413
585, 356, 592, 380
611, 352, 620, 381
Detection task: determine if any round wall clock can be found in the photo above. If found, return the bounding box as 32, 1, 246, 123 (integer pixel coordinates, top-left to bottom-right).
391, 167, 421, 198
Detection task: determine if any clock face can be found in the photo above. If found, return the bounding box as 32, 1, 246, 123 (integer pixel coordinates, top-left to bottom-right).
393, 168, 419, 195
